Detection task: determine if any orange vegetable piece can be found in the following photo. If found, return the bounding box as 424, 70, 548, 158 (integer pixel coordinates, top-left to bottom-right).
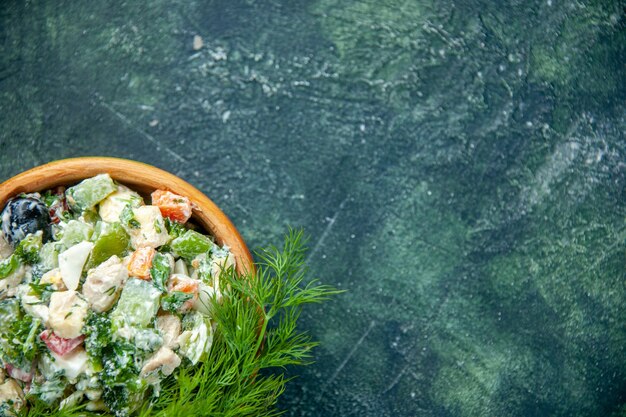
151, 190, 192, 224
127, 247, 156, 280
167, 274, 199, 310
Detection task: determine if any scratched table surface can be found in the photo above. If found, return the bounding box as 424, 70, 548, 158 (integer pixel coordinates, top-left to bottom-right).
1, 1, 625, 416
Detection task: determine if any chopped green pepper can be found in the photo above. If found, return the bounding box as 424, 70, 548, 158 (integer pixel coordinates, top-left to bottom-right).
86, 222, 129, 269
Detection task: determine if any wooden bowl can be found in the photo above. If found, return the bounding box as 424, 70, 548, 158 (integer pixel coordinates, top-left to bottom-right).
0, 157, 254, 274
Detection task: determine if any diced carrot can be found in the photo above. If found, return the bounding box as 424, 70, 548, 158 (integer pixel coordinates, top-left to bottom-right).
167, 275, 199, 294
128, 247, 156, 280
151, 190, 192, 224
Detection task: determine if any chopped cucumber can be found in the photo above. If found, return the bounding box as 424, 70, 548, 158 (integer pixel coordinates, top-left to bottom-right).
111, 279, 161, 330
60, 220, 93, 249
66, 174, 117, 212
39, 242, 60, 270
178, 312, 213, 365
171, 230, 213, 261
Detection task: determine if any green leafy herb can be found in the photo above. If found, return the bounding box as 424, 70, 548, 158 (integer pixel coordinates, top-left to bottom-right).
154, 220, 162, 234
14, 233, 43, 265
83, 311, 144, 416
0, 310, 42, 371
28, 282, 54, 304
160, 291, 193, 313
164, 218, 185, 239
83, 312, 113, 367
120, 204, 140, 230
0, 255, 19, 279
150, 253, 170, 292
100, 341, 142, 417
42, 190, 60, 208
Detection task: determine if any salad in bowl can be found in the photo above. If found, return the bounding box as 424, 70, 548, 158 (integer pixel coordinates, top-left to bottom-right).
0, 174, 234, 415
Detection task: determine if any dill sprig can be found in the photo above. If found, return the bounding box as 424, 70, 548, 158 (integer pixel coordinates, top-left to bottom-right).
18, 229, 342, 417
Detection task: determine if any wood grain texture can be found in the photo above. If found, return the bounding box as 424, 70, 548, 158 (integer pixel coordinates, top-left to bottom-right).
0, 157, 254, 275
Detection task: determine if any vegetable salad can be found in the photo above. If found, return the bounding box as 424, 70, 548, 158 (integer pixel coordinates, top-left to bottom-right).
0, 174, 234, 416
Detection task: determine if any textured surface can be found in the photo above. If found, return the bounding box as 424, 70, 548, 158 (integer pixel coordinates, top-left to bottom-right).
0, 0, 624, 416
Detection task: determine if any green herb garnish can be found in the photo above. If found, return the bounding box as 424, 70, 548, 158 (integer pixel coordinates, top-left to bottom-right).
14, 233, 43, 265
120, 204, 140, 229
150, 253, 170, 292
164, 218, 185, 239
160, 291, 193, 312
0, 255, 19, 279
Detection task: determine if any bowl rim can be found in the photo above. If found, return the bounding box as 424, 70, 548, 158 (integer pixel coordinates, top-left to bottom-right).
0, 156, 254, 274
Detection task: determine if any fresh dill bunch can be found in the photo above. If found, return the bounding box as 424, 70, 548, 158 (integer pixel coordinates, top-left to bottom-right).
18, 229, 342, 417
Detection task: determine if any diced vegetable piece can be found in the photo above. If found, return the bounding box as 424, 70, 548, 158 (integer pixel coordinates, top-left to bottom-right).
124, 206, 170, 249
163, 274, 199, 312
171, 230, 213, 261
5, 364, 33, 383
86, 222, 129, 269
177, 312, 213, 365
80, 208, 100, 225
48, 290, 89, 339
39, 330, 84, 357
0, 262, 26, 296
59, 220, 93, 249
39, 242, 59, 270
65, 174, 117, 212
58, 241, 93, 291
151, 190, 192, 224
173, 258, 188, 275
150, 252, 170, 291
127, 247, 156, 280
111, 279, 161, 329
98, 185, 143, 223
50, 347, 89, 380
0, 255, 19, 280
82, 255, 127, 313
193, 282, 216, 315
167, 274, 199, 295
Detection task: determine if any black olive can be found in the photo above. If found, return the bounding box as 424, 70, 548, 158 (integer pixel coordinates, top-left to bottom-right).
1, 196, 52, 247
